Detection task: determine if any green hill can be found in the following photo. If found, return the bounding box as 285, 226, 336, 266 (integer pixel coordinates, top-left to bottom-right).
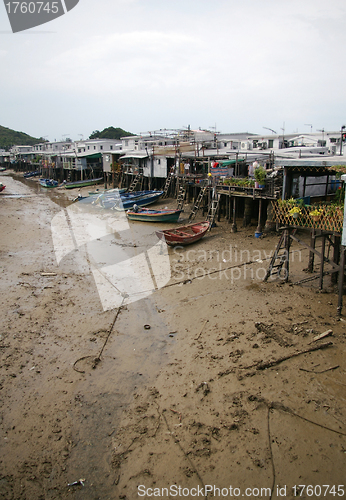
89, 127, 134, 140
0, 125, 45, 151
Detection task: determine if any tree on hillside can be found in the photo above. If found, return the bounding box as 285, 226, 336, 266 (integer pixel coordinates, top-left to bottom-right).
89, 127, 134, 140
0, 125, 44, 151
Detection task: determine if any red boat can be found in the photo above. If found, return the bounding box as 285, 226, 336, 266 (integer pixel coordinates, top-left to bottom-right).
0, 183, 5, 193
156, 221, 210, 246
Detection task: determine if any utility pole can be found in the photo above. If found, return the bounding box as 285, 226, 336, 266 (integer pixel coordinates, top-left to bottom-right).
281, 122, 285, 148
317, 128, 325, 146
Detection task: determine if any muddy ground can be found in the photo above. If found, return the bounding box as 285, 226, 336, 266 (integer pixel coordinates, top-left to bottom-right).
0, 171, 345, 500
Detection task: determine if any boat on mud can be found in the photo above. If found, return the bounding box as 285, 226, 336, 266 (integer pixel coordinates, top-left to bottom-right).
89, 190, 164, 210
126, 206, 182, 222
23, 171, 40, 178
156, 221, 210, 246
39, 178, 58, 188
64, 177, 104, 189
112, 190, 164, 211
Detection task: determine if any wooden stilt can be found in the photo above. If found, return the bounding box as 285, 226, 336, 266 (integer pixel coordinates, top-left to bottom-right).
231, 196, 237, 233
243, 198, 252, 227
226, 194, 230, 221
319, 235, 326, 289
337, 246, 345, 316
308, 229, 316, 273
332, 235, 341, 284
283, 229, 290, 282
255, 198, 262, 234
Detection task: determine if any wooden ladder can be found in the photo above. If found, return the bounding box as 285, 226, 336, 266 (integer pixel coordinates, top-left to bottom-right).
206, 190, 220, 228
188, 182, 208, 221
176, 184, 186, 210
264, 228, 296, 282
128, 173, 143, 193
162, 168, 175, 199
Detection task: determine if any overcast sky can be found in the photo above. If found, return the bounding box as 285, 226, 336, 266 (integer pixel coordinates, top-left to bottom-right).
1, 0, 346, 141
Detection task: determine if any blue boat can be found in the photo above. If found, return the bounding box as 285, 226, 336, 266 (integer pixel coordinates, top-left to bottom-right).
112, 191, 164, 211
39, 178, 58, 188
90, 190, 163, 210
24, 171, 40, 178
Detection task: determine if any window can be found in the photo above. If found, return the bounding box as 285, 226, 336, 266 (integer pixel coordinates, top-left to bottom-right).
110, 145, 113, 150
100, 146, 103, 150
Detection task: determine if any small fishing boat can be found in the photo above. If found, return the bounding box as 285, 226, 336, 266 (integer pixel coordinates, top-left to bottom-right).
24, 171, 40, 178
111, 190, 164, 211
127, 206, 183, 222
156, 221, 210, 246
0, 182, 5, 192
88, 187, 127, 196
39, 178, 58, 188
64, 177, 104, 189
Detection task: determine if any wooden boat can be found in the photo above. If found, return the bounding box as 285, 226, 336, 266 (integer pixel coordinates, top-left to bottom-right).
24, 171, 40, 178
88, 187, 127, 196
0, 182, 5, 193
111, 191, 164, 211
64, 177, 103, 189
89, 189, 146, 207
156, 221, 210, 246
39, 178, 58, 188
126, 206, 182, 222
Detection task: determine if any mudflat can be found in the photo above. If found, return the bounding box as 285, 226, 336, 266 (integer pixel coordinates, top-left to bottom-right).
0, 172, 345, 500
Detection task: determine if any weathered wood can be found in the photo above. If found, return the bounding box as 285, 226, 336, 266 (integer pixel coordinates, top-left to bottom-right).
243, 198, 252, 227
337, 245, 345, 316
252, 341, 333, 371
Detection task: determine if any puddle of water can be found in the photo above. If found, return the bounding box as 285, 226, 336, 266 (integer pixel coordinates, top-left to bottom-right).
1, 193, 35, 198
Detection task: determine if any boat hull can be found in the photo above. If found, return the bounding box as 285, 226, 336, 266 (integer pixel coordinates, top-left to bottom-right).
127, 208, 182, 222
91, 190, 163, 209
24, 171, 40, 178
156, 221, 210, 246
112, 191, 164, 211
39, 179, 58, 188
64, 177, 104, 189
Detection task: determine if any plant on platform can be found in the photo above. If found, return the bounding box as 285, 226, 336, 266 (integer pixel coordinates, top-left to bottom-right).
289, 206, 301, 215
310, 208, 323, 217
254, 165, 266, 185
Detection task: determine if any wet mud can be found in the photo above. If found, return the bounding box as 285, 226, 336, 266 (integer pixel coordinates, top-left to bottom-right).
0, 172, 345, 499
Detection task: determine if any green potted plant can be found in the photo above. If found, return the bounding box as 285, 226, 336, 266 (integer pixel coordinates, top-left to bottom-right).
254, 166, 266, 188
310, 208, 323, 222
289, 206, 301, 219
